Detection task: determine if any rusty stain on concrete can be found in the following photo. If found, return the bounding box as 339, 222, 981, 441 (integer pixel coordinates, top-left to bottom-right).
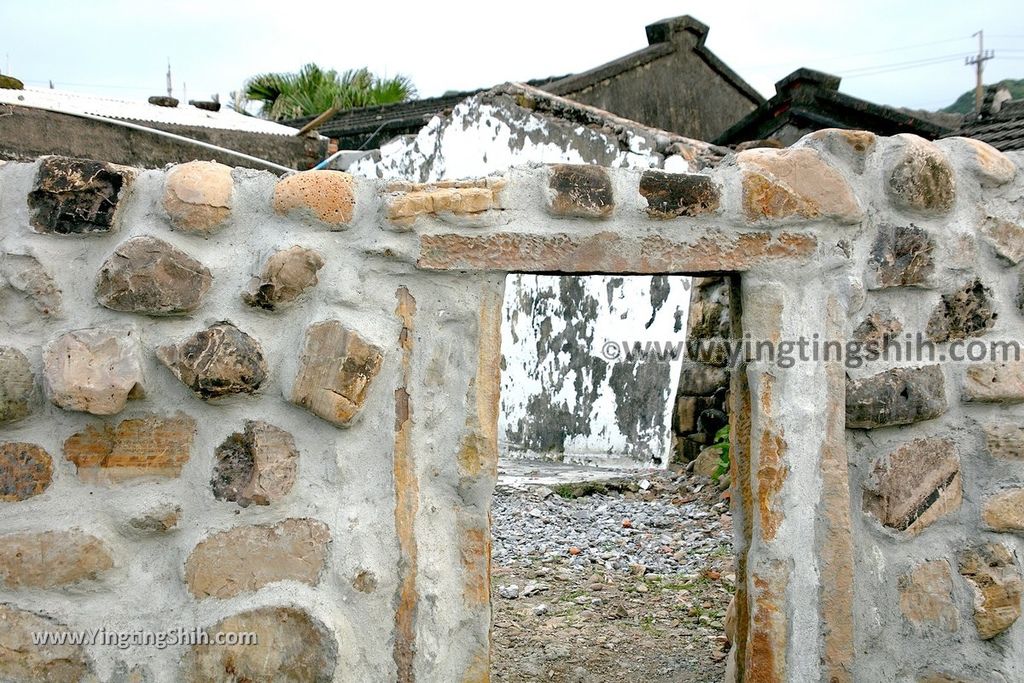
756, 374, 788, 542
393, 285, 419, 683
729, 365, 753, 682
745, 561, 790, 683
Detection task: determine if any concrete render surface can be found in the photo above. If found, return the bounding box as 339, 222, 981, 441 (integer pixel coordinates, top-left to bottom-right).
0, 131, 1020, 682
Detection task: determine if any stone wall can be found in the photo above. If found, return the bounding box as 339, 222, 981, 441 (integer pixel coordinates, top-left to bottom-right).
0, 133, 1023, 682
0, 105, 328, 171
0, 157, 501, 682
673, 276, 732, 471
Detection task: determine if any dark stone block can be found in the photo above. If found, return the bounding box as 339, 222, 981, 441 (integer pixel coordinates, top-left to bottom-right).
212, 421, 297, 507
547, 164, 614, 219
148, 96, 179, 108
677, 362, 729, 396
867, 224, 934, 288
688, 301, 729, 341
696, 408, 727, 437
189, 100, 221, 112
853, 311, 903, 350
686, 432, 710, 446
846, 365, 947, 429
0, 442, 52, 502
28, 156, 134, 235
674, 395, 699, 433
639, 170, 720, 218
95, 236, 213, 315
157, 322, 268, 400
927, 279, 996, 342
677, 437, 704, 463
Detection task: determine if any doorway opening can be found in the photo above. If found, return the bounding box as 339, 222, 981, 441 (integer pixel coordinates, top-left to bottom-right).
490, 273, 740, 683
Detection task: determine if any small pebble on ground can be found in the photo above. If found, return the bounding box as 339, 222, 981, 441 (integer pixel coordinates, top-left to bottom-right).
491, 466, 734, 683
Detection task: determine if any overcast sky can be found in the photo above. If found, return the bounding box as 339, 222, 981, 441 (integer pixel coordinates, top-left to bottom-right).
3, 0, 1023, 113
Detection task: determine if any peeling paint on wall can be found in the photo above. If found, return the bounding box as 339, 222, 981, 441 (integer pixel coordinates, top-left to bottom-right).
349, 94, 699, 468
499, 274, 689, 467
348, 92, 703, 183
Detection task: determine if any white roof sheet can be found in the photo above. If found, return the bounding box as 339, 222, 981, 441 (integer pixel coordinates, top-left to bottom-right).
0, 87, 301, 136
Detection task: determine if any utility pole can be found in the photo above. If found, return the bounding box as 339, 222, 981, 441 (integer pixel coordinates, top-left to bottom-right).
966, 30, 995, 116
166, 59, 173, 98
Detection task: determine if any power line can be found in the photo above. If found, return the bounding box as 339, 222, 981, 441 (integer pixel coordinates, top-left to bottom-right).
734, 33, 1021, 78
842, 55, 970, 80
816, 35, 973, 62
839, 52, 972, 75
735, 35, 973, 72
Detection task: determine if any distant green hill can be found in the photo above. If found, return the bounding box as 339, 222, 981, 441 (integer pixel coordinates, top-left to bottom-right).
942, 78, 1024, 114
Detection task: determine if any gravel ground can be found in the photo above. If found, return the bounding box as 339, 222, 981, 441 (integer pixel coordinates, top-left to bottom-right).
490, 468, 735, 683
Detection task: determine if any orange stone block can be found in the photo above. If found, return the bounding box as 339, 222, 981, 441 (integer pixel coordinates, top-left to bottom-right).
64, 412, 196, 483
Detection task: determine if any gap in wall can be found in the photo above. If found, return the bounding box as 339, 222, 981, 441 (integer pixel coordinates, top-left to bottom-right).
490, 273, 737, 682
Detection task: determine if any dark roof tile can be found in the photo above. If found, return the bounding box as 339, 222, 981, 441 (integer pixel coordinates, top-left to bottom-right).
283, 91, 474, 142
714, 68, 952, 145
949, 97, 1024, 151
952, 116, 1024, 151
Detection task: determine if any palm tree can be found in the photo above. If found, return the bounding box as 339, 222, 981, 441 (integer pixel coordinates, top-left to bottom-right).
241, 64, 416, 120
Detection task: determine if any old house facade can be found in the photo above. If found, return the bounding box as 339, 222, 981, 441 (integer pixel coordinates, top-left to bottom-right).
542, 15, 763, 141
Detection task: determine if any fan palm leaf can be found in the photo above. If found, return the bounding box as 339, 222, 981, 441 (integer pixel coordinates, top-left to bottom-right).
242, 63, 417, 120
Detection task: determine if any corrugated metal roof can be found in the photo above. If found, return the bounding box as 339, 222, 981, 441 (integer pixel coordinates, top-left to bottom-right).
0, 87, 301, 137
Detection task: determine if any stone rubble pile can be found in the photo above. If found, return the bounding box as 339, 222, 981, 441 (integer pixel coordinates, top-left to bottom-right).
492, 472, 732, 576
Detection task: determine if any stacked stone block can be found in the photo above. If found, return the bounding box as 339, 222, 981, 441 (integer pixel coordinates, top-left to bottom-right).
0, 158, 399, 681
673, 276, 732, 472
0, 133, 1021, 683
834, 133, 1024, 682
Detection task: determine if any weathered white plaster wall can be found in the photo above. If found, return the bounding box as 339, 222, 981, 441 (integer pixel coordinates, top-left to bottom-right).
349, 91, 701, 468
500, 274, 689, 467
348, 96, 687, 183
